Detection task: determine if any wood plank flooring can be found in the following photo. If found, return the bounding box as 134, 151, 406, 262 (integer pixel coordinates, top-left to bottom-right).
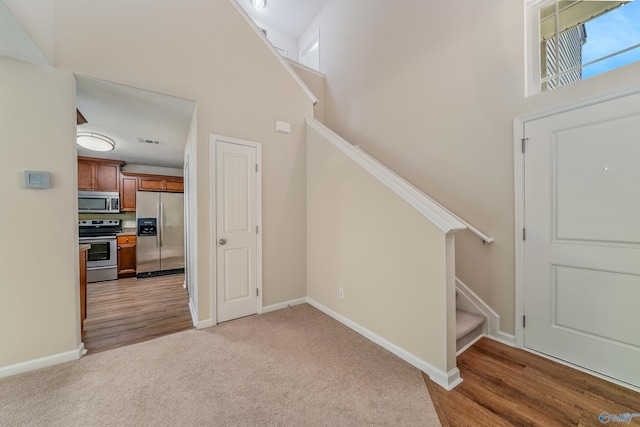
425, 338, 640, 427
83, 273, 193, 354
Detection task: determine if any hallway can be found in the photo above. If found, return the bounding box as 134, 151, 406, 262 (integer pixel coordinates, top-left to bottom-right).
83, 274, 193, 354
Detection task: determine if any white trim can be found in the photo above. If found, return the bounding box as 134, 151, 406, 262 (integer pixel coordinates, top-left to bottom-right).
525, 0, 552, 97
514, 85, 640, 349
209, 134, 263, 324
286, 59, 325, 79
456, 334, 486, 356
228, 0, 319, 106
305, 117, 467, 236
0, 344, 84, 379
195, 318, 215, 329
188, 297, 198, 327
307, 298, 463, 391
262, 297, 307, 314
455, 278, 515, 346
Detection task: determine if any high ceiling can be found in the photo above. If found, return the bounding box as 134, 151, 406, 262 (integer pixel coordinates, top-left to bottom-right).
76, 76, 195, 169
237, 0, 328, 39
0, 0, 325, 169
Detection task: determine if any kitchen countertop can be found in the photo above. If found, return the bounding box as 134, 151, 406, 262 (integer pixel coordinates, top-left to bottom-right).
118, 228, 137, 236
79, 244, 91, 252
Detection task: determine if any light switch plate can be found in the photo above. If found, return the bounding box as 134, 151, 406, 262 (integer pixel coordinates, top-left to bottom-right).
275, 121, 292, 134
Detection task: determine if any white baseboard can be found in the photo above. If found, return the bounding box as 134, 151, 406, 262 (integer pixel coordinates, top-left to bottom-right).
307, 298, 462, 391
456, 333, 486, 356
196, 318, 215, 329
188, 298, 198, 328
262, 298, 307, 314
0, 344, 84, 379
455, 278, 515, 346
489, 331, 516, 347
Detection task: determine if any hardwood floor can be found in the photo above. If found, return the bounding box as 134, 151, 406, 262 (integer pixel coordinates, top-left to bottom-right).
83, 273, 193, 354
425, 338, 640, 427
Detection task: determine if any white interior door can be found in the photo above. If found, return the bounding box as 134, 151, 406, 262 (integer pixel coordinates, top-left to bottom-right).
524, 93, 640, 389
215, 139, 260, 323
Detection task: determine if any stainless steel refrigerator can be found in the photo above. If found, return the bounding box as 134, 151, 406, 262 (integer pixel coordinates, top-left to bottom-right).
136, 191, 184, 276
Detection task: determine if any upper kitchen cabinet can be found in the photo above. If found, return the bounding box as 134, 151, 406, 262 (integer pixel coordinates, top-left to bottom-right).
120, 172, 184, 212
78, 157, 125, 192
138, 175, 184, 193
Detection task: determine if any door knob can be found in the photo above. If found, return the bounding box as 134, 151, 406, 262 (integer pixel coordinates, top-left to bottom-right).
219, 238, 227, 245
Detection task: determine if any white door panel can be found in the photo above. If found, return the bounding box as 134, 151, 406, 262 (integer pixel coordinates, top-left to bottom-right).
524, 92, 640, 389
216, 140, 259, 323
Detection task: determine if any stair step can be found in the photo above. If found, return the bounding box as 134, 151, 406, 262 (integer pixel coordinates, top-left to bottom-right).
456, 309, 485, 352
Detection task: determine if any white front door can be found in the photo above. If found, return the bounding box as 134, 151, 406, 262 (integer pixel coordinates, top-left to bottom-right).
523, 92, 640, 389
215, 138, 261, 323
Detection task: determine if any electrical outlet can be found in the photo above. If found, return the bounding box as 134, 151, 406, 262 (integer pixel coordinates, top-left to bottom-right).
338, 287, 344, 299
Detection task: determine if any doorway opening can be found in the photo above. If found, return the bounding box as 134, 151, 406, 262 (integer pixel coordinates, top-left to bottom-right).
75, 75, 198, 354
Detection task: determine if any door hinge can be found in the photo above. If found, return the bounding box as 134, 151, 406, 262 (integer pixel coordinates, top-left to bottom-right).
523, 227, 526, 241
521, 138, 528, 154
257, 288, 259, 297
256, 225, 259, 234
256, 163, 258, 172
523, 315, 526, 328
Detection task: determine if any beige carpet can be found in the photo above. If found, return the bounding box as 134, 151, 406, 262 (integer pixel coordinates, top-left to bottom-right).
0, 304, 441, 426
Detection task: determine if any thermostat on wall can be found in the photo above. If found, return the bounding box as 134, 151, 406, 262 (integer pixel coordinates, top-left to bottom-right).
24, 171, 50, 189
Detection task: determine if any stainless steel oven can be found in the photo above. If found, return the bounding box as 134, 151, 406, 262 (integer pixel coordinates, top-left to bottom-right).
79, 219, 121, 283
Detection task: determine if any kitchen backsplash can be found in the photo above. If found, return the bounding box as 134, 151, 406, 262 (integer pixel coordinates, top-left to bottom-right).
78, 212, 137, 229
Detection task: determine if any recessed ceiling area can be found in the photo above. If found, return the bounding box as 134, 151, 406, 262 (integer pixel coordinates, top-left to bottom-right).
76, 75, 195, 169
238, 0, 328, 39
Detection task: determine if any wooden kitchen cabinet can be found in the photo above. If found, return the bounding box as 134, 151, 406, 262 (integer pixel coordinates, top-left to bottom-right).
78, 157, 124, 192
120, 174, 138, 212
138, 175, 184, 192
120, 172, 184, 211
117, 235, 137, 277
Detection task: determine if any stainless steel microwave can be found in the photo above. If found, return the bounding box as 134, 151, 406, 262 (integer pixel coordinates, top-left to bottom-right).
78, 191, 120, 213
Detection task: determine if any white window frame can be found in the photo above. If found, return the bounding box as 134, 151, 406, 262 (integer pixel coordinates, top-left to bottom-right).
526, 0, 555, 97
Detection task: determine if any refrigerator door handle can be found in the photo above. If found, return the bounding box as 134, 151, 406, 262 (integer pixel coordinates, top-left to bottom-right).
156, 202, 161, 248
160, 201, 164, 247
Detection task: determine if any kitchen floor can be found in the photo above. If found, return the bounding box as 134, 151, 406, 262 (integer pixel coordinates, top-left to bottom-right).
82, 273, 193, 354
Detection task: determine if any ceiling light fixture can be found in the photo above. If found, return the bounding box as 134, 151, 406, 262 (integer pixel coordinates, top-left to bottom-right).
252, 0, 266, 11
77, 131, 116, 152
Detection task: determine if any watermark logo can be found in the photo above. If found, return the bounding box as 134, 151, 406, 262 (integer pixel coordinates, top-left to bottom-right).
599, 412, 640, 424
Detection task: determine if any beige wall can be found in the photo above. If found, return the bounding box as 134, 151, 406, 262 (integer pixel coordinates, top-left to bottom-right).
0, 57, 79, 369
288, 60, 325, 123
301, 0, 640, 335
50, 0, 314, 320
307, 125, 453, 374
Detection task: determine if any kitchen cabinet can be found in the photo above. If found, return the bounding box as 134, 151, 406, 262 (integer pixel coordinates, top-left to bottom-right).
117, 235, 137, 277
120, 172, 184, 212
138, 175, 184, 193
120, 174, 138, 212
78, 157, 124, 192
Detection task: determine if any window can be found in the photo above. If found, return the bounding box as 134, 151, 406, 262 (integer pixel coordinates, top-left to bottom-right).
527, 0, 640, 94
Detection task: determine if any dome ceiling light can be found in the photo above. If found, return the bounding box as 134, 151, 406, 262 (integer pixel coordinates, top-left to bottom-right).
252, 0, 266, 11
77, 131, 116, 152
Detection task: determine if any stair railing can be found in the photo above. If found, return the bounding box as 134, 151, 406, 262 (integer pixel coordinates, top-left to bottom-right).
350, 145, 494, 245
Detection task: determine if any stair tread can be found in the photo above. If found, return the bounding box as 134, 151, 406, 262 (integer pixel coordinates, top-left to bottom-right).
456, 309, 486, 340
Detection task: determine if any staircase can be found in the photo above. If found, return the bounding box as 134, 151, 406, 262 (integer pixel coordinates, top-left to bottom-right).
456, 309, 485, 352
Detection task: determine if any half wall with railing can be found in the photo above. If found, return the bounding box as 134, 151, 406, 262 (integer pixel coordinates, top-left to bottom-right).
306, 117, 468, 390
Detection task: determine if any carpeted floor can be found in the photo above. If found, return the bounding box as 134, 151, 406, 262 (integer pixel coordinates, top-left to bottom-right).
0, 304, 440, 426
